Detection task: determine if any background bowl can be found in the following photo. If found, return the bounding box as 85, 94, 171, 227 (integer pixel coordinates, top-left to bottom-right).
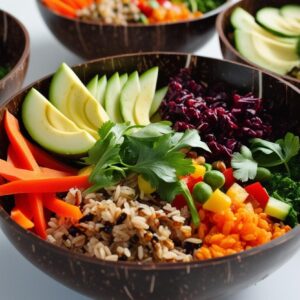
0, 9, 30, 103
216, 0, 300, 89
37, 0, 233, 59
0, 53, 300, 300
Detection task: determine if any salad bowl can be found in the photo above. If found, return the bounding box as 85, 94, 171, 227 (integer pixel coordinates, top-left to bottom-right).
0, 53, 300, 300
0, 9, 30, 103
37, 0, 233, 59
216, 0, 300, 88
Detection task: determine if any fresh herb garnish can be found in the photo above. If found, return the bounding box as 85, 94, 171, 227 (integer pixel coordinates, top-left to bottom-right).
231, 133, 300, 181
251, 132, 300, 176
231, 145, 258, 182
84, 121, 210, 226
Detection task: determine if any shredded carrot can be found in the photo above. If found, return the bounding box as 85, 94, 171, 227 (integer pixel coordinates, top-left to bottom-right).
11, 208, 34, 230
0, 175, 90, 196
43, 193, 83, 220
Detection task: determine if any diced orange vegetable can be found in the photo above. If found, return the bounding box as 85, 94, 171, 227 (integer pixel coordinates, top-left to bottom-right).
43, 193, 83, 220
203, 189, 232, 213
7, 145, 21, 167
26, 139, 77, 174
4, 110, 40, 171
0, 175, 90, 196
11, 208, 34, 230
226, 183, 249, 203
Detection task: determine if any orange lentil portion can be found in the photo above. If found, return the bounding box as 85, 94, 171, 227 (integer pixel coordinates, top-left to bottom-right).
194, 199, 292, 260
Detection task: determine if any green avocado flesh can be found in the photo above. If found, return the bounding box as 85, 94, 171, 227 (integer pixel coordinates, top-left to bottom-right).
22, 88, 96, 155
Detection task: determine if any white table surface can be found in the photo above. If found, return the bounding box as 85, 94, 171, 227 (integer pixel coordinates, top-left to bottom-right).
0, 1, 299, 299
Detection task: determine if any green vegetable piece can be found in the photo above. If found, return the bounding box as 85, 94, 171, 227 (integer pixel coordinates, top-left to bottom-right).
254, 167, 272, 181
204, 170, 225, 190
193, 182, 213, 204
204, 163, 212, 171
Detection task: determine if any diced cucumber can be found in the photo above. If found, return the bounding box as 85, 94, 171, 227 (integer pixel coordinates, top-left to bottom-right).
150, 86, 168, 117
265, 197, 292, 221
256, 7, 300, 37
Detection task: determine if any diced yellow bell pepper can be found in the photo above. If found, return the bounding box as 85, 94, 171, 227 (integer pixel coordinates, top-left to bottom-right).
191, 162, 206, 179
78, 165, 94, 176
138, 175, 156, 194
226, 183, 249, 203
203, 189, 232, 213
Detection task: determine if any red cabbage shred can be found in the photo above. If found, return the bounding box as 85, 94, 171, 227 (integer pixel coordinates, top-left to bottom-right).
160, 69, 272, 160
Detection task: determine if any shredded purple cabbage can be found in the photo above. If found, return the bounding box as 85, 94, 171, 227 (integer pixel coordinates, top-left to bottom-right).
160, 68, 272, 160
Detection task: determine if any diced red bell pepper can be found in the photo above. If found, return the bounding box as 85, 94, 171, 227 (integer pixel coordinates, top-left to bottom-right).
223, 168, 235, 190
245, 182, 269, 208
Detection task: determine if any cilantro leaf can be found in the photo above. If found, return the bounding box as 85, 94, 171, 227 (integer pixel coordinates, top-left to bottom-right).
231, 146, 258, 182
250, 132, 300, 175
128, 121, 173, 139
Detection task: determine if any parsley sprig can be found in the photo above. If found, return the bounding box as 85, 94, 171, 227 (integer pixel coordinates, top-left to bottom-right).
84, 121, 210, 226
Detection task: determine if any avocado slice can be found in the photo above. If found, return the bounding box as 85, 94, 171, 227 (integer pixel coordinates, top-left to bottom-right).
49, 63, 109, 135
256, 7, 300, 37
150, 86, 168, 117
120, 73, 128, 88
120, 71, 141, 124
86, 75, 99, 99
280, 5, 300, 23
231, 7, 298, 45
134, 67, 158, 125
235, 29, 300, 75
104, 72, 123, 123
97, 75, 107, 106
22, 88, 96, 155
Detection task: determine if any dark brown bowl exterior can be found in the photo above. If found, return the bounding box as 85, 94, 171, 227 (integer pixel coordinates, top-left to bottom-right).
216, 0, 300, 89
36, 0, 232, 59
0, 10, 30, 103
1, 53, 300, 300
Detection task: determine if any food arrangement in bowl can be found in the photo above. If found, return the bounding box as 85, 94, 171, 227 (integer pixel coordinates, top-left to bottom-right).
0, 9, 30, 102
37, 0, 232, 58
1, 53, 300, 299
216, 0, 300, 88
43, 0, 225, 24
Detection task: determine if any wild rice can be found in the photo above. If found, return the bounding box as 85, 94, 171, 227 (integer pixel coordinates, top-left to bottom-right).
46, 184, 291, 263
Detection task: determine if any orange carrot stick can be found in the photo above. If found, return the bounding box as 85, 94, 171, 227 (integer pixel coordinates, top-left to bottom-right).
4, 110, 40, 171
63, 0, 81, 9
11, 208, 34, 230
30, 194, 47, 239
26, 140, 78, 174
0, 159, 72, 181
43, 193, 83, 220
43, 0, 77, 17
15, 194, 33, 220
0, 175, 90, 196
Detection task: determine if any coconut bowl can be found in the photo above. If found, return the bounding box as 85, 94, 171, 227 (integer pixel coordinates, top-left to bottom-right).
216, 0, 300, 89
0, 53, 300, 300
0, 9, 30, 103
36, 0, 233, 59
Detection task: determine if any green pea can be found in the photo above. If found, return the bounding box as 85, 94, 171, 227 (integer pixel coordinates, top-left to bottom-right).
204, 170, 225, 190
255, 167, 272, 181
204, 163, 212, 171
193, 182, 213, 203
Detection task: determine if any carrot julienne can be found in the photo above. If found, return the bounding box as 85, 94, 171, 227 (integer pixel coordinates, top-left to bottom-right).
10, 208, 34, 230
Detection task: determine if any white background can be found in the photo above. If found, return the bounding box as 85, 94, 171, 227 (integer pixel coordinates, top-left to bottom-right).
0, 1, 299, 299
